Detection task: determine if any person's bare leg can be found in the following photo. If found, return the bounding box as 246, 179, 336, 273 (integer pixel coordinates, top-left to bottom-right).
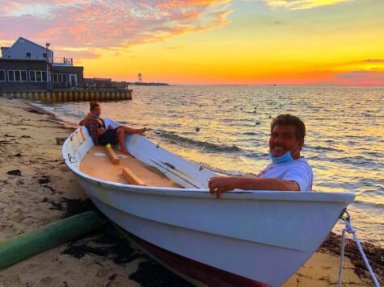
121, 126, 146, 135
116, 128, 134, 157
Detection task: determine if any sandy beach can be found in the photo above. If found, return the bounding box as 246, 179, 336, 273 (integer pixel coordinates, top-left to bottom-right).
0, 96, 382, 287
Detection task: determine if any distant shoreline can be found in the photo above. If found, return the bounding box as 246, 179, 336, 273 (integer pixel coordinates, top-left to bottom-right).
127, 83, 384, 88
129, 82, 170, 86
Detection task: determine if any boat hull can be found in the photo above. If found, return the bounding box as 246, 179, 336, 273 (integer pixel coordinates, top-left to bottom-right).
114, 223, 268, 287
75, 173, 353, 287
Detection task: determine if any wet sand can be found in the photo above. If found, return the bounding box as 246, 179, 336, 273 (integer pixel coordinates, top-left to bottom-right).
0, 96, 382, 287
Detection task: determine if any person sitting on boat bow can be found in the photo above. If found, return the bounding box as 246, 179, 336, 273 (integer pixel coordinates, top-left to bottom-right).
209, 114, 313, 198
79, 101, 146, 156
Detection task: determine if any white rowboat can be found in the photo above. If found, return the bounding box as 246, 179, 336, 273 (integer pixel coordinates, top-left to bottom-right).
62, 118, 355, 287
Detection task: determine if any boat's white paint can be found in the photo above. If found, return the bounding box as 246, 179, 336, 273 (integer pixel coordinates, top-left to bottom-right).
62, 119, 355, 287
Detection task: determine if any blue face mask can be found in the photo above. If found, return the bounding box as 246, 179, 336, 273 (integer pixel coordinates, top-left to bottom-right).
269, 151, 294, 164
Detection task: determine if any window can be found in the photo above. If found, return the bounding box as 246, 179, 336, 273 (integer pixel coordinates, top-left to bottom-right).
7, 70, 28, 82
21, 71, 27, 81
29, 70, 47, 82
36, 71, 42, 82
26, 52, 31, 58
43, 53, 47, 58
69, 74, 77, 86
15, 71, 21, 81
52, 73, 72, 83
29, 70, 36, 82
8, 71, 14, 81
0, 70, 5, 81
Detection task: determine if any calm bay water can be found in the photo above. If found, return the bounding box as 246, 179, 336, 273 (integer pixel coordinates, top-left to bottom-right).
39, 85, 384, 246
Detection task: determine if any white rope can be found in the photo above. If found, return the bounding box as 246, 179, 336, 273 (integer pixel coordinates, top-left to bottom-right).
338, 228, 347, 287
338, 210, 381, 287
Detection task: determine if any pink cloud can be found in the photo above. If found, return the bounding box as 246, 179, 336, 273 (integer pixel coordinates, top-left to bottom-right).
0, 0, 230, 58
336, 70, 384, 85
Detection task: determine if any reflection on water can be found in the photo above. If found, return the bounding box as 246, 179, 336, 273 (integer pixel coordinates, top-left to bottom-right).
39, 85, 384, 246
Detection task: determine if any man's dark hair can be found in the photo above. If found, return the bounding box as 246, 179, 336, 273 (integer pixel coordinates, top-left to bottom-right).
271, 114, 306, 140
90, 101, 100, 111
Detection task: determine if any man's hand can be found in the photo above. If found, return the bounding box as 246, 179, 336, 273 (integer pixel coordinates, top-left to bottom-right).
208, 176, 237, 199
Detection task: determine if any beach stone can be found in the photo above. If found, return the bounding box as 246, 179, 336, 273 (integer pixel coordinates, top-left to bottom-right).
38, 175, 51, 184
6, 169, 22, 176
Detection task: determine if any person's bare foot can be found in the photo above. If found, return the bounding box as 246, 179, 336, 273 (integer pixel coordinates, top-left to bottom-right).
137, 128, 146, 135
121, 148, 135, 158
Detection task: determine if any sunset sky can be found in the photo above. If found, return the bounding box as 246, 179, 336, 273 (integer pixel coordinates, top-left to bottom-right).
1, 0, 384, 85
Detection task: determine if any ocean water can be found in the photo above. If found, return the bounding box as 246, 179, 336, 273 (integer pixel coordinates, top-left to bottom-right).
38, 85, 384, 247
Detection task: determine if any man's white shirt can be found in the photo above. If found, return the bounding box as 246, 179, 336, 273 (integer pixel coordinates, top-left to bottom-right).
257, 158, 313, 191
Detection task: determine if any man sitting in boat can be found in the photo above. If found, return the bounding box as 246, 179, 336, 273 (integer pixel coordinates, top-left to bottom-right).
209, 114, 313, 198
79, 101, 146, 156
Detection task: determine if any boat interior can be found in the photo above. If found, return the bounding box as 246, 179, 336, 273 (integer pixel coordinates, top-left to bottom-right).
80, 146, 181, 188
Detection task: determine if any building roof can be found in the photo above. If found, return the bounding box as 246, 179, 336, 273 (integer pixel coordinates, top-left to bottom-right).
2, 37, 52, 58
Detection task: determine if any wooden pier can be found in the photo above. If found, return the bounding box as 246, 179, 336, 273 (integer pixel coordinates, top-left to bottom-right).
0, 89, 132, 103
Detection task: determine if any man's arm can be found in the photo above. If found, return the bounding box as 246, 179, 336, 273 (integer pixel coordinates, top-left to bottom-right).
208, 176, 300, 199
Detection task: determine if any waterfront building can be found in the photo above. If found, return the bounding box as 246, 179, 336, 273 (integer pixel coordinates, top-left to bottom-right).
0, 37, 83, 91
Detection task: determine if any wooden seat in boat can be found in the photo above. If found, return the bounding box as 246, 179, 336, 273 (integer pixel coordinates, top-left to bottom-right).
122, 167, 146, 186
